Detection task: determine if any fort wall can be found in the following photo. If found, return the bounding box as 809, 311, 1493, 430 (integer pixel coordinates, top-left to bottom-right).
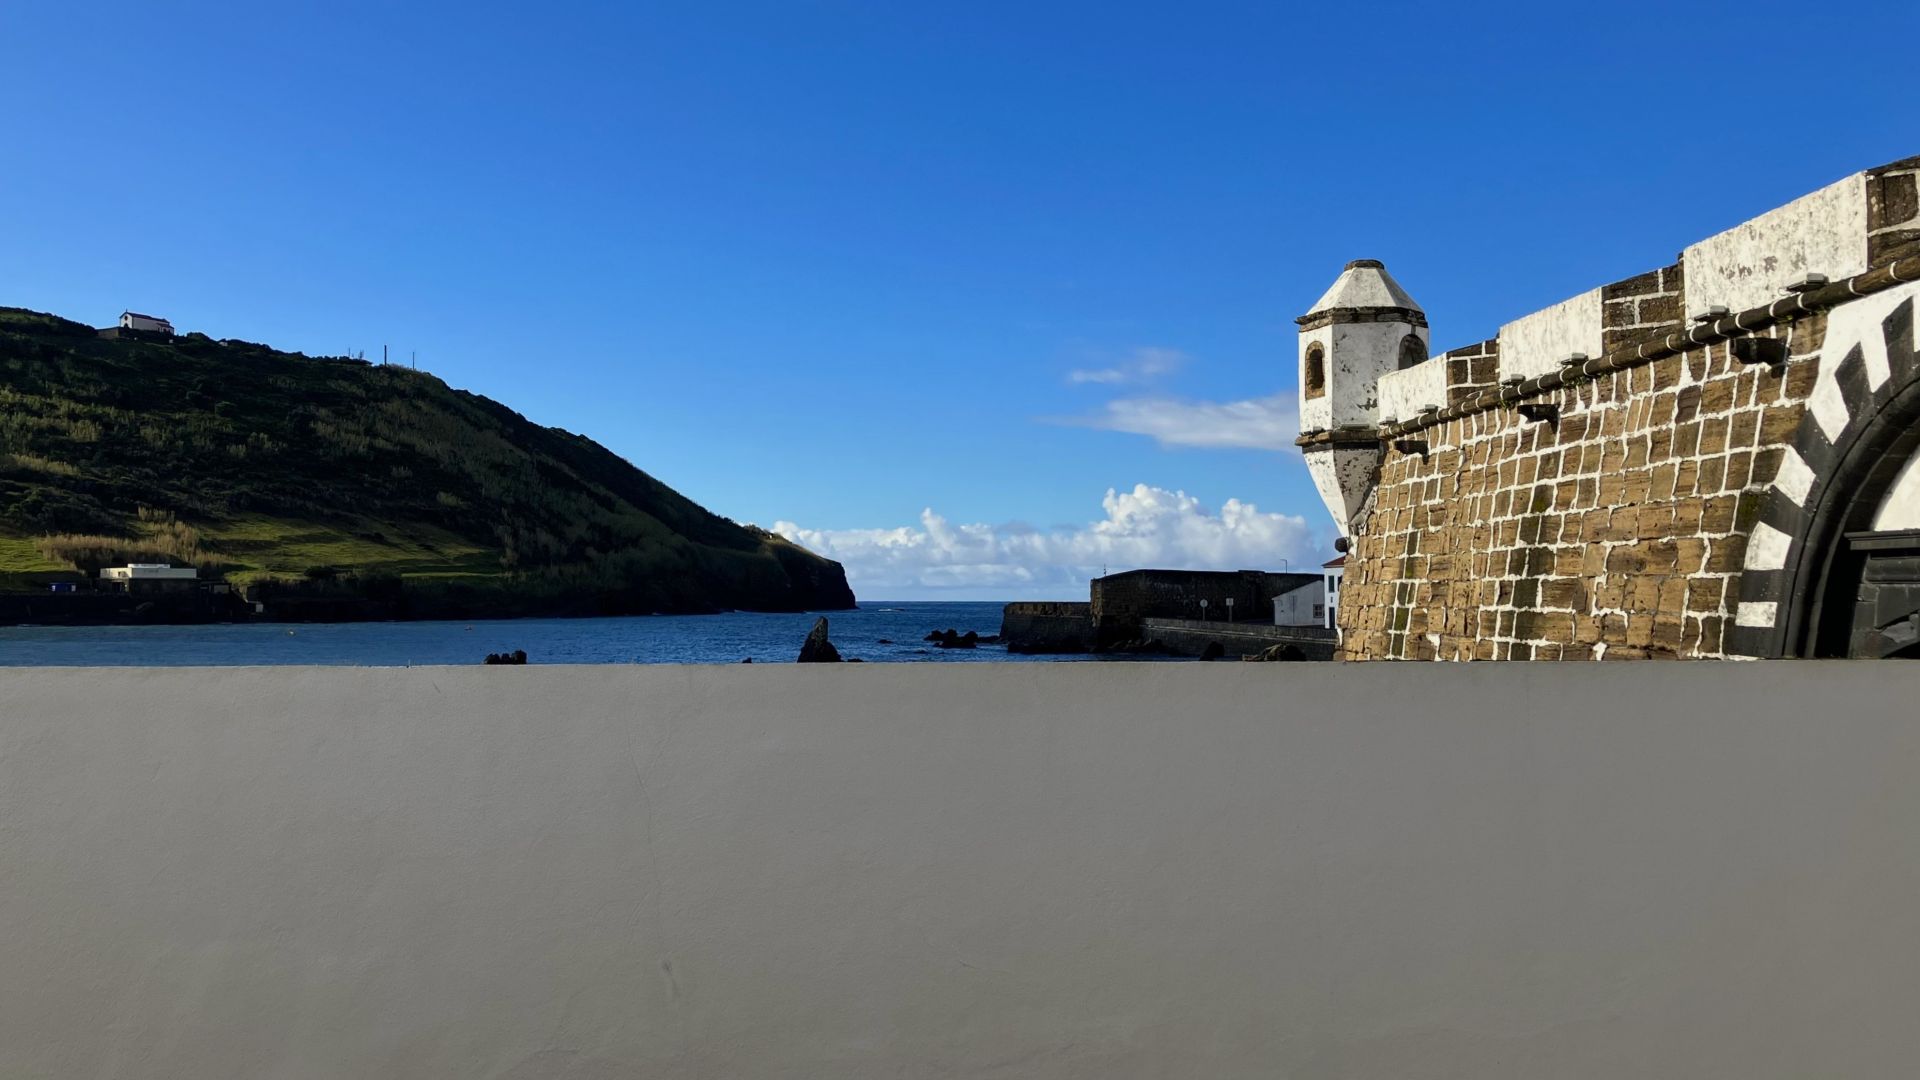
1346, 323, 1821, 659
999, 600, 1093, 652
1300, 155, 1920, 658
1088, 568, 1317, 645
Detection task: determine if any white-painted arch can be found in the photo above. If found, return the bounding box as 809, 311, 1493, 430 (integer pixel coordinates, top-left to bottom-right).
1872, 446, 1920, 530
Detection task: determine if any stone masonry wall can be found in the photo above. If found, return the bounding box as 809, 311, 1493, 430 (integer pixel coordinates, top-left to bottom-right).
1341, 320, 1821, 660
1000, 601, 1093, 653
1601, 263, 1685, 356
1442, 338, 1499, 404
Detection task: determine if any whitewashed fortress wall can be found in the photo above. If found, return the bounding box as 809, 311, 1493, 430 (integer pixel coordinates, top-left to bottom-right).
1296, 155, 1920, 659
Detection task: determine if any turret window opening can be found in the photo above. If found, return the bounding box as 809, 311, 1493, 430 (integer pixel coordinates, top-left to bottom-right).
1398, 334, 1427, 370
1304, 343, 1327, 399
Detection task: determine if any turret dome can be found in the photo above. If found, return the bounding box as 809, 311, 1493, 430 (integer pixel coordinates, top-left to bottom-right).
1303, 259, 1424, 319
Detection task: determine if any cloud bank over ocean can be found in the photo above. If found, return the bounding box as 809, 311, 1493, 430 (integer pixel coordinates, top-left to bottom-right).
774, 484, 1319, 599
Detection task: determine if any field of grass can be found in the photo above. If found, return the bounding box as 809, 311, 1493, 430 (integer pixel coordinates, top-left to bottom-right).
200, 514, 497, 583
0, 534, 67, 573
0, 534, 85, 592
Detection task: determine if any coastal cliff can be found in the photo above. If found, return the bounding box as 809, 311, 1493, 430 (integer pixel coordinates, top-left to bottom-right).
0, 307, 854, 618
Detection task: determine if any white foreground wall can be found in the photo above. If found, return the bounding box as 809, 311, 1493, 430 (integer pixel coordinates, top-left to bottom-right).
2, 663, 1918, 1079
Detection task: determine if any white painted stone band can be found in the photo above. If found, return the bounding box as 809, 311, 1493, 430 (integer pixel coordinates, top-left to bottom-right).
1743, 522, 1793, 572
1772, 448, 1816, 508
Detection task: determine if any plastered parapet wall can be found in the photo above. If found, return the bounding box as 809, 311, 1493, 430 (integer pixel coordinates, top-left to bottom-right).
1300, 155, 1920, 659
4, 663, 1920, 1079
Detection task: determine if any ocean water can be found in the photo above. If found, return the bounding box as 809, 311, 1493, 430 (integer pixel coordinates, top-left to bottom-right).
0, 601, 1125, 667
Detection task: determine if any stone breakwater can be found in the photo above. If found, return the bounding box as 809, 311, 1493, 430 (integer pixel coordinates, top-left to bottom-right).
1000, 601, 1093, 653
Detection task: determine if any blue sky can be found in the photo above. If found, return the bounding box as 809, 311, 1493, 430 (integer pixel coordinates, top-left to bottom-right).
4, 2, 1915, 598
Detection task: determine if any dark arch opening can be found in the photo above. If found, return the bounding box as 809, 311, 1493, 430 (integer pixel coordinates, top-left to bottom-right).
1398, 334, 1427, 370
1304, 343, 1326, 399
1781, 344, 1920, 657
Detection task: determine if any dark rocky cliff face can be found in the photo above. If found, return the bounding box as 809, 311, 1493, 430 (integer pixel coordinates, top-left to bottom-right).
0, 306, 855, 616
766, 538, 857, 611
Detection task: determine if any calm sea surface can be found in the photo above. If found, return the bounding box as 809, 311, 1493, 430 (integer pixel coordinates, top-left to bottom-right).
0, 601, 1127, 667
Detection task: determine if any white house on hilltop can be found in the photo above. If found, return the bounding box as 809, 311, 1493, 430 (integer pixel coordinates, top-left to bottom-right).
119, 311, 174, 335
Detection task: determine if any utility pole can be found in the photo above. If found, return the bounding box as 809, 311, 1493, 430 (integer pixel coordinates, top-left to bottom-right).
383, 344, 388, 366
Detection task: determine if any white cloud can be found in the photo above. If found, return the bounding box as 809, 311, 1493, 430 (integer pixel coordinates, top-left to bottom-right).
773, 484, 1320, 599
1062, 392, 1300, 451
1067, 345, 1188, 385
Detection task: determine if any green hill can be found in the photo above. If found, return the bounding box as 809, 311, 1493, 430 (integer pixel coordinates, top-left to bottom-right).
0, 307, 854, 618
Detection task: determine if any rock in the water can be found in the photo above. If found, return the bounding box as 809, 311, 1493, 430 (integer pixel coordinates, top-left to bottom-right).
1198, 642, 1225, 661
484, 649, 528, 665
928, 628, 992, 649
798, 617, 843, 663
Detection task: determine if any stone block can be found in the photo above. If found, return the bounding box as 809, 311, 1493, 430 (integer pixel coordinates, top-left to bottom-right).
1706, 535, 1748, 573
1638, 293, 1683, 326
1725, 451, 1753, 491
1603, 267, 1665, 299
1686, 579, 1725, 612
1700, 418, 1730, 456
1606, 546, 1648, 574
1868, 170, 1919, 232
1728, 409, 1759, 449
1701, 495, 1739, 534
1657, 577, 1689, 612
1758, 404, 1802, 444
1673, 461, 1700, 500
1650, 463, 1678, 502
1637, 506, 1675, 539
1698, 455, 1727, 494
1671, 537, 1704, 573
1700, 379, 1735, 416
1643, 539, 1681, 574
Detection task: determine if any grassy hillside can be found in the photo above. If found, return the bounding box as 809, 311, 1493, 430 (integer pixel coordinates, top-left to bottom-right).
0, 307, 853, 616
